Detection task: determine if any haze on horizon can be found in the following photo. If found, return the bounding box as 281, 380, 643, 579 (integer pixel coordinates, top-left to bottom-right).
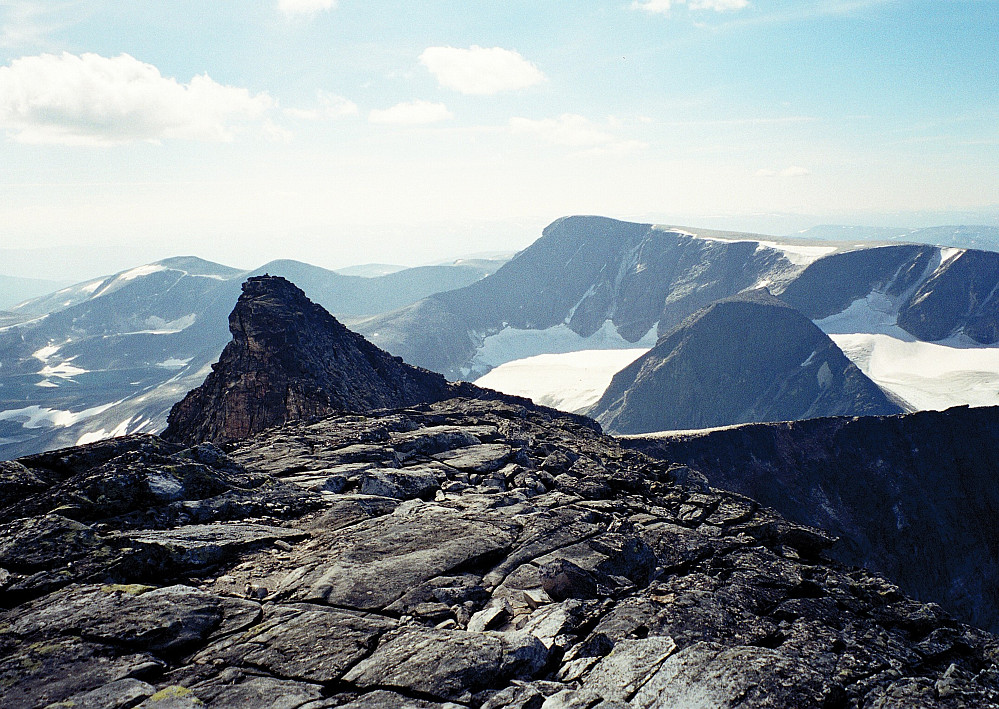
1, 0, 997, 280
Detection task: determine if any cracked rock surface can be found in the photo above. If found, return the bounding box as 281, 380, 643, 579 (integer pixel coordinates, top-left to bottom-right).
2, 397, 998, 708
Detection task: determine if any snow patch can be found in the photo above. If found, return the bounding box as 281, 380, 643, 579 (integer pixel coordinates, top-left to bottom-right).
123, 314, 197, 335
936, 248, 963, 272
39, 358, 87, 378
32, 344, 60, 362
475, 348, 650, 413
157, 357, 193, 370
755, 240, 837, 266
119, 264, 167, 281
0, 402, 117, 429
469, 320, 659, 376
831, 333, 999, 411
814, 292, 910, 337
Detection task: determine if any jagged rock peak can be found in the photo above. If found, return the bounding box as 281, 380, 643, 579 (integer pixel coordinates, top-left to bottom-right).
162, 275, 454, 445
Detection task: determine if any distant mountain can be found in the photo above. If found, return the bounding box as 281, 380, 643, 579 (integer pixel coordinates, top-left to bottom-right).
333, 262, 407, 277
624, 405, 999, 632
0, 256, 497, 459
796, 224, 999, 252
356, 216, 833, 379
586, 290, 901, 433
163, 276, 456, 445
0, 274, 74, 310
253, 258, 500, 317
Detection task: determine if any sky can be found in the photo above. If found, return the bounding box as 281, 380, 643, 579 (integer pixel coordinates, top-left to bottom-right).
1, 0, 997, 279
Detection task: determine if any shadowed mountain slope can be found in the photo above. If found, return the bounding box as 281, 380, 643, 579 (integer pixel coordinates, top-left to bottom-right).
587, 290, 902, 434
623, 404, 999, 633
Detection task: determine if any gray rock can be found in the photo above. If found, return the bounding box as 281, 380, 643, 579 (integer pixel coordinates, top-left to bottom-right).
43, 678, 154, 709
194, 605, 394, 683
344, 626, 547, 701
357, 469, 440, 500
433, 443, 512, 472
123, 523, 307, 569
284, 504, 518, 610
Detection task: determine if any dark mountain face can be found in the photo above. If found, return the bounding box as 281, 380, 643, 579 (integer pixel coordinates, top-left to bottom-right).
587, 290, 902, 434
624, 404, 999, 633
896, 249, 999, 342
5, 397, 999, 708
777, 244, 937, 320
358, 216, 804, 379
162, 276, 455, 445
778, 244, 999, 343
0, 258, 494, 460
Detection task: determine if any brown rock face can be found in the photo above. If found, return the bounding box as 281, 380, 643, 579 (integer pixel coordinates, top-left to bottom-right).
162, 275, 455, 445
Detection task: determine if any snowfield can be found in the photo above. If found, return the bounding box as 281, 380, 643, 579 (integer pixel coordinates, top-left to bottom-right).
474, 348, 649, 412
831, 333, 999, 411
468, 320, 658, 377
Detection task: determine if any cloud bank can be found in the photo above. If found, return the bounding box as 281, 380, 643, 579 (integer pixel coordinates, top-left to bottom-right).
0, 52, 272, 145
509, 114, 646, 154
369, 100, 452, 125
756, 166, 812, 177
633, 0, 749, 14
278, 0, 336, 16
420, 46, 545, 95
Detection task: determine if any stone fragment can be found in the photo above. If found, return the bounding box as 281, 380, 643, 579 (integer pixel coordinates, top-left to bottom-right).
42, 678, 155, 709
357, 469, 440, 500
434, 444, 512, 472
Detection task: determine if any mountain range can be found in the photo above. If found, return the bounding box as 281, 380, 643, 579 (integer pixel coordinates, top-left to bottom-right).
3, 215, 999, 460
0, 256, 501, 459
4, 271, 999, 708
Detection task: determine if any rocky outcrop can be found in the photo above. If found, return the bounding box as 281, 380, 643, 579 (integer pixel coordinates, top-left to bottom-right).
3, 397, 999, 707
587, 290, 902, 434
162, 276, 457, 445
623, 404, 999, 633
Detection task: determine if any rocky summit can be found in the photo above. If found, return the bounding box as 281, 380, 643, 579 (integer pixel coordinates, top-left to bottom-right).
3, 397, 999, 708
162, 275, 457, 446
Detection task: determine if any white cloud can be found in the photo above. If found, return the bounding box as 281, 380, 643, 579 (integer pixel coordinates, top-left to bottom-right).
284, 90, 358, 120
369, 100, 452, 125
509, 114, 647, 154
691, 0, 749, 10
278, 0, 336, 16
757, 166, 812, 177
0, 52, 273, 145
633, 0, 748, 14
419, 45, 545, 95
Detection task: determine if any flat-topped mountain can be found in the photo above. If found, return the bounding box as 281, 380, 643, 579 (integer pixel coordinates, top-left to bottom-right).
162, 276, 456, 445
587, 290, 902, 433
357, 216, 821, 379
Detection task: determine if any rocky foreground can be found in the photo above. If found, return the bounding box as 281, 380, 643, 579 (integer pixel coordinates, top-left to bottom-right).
3, 397, 998, 708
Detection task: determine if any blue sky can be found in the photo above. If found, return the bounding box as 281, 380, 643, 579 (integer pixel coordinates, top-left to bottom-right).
1, 0, 997, 277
